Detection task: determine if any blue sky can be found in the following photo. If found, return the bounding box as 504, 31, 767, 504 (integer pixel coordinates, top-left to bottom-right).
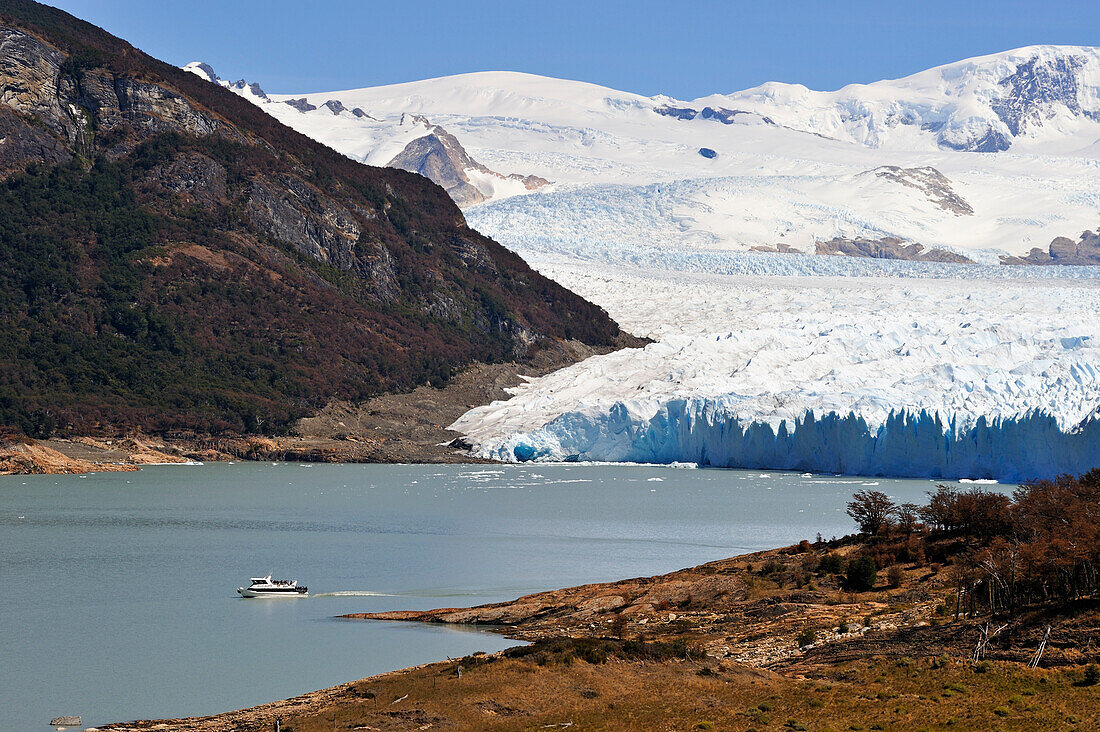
50, 0, 1100, 98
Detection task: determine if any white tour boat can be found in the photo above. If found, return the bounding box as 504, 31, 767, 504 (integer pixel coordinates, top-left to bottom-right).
237, 574, 308, 598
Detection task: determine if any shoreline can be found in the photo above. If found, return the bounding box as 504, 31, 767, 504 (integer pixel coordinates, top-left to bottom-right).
97, 540, 1100, 730
1, 338, 646, 476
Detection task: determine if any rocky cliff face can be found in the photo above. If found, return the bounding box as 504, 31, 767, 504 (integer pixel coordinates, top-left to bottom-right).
0, 0, 621, 437
1002, 229, 1100, 266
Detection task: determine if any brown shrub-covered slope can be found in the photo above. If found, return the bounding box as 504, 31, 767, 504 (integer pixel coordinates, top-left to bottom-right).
0, 0, 623, 438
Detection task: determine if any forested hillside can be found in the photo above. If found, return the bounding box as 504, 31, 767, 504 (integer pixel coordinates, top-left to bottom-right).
0, 0, 621, 437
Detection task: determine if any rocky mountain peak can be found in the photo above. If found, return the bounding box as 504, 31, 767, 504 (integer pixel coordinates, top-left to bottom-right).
182, 61, 217, 83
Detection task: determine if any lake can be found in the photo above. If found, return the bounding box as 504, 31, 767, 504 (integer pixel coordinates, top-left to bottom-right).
1, 462, 993, 729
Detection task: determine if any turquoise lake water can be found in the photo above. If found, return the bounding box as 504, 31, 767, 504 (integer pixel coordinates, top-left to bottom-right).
0, 462, 992, 729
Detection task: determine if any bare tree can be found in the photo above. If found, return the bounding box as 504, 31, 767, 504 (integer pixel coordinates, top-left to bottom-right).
896, 503, 921, 535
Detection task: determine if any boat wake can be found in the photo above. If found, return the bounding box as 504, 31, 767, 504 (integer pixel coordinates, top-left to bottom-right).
310, 590, 399, 598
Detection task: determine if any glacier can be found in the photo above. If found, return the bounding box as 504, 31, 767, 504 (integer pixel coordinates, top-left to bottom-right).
184, 52, 1100, 480
485, 405, 1100, 483
452, 265, 1100, 481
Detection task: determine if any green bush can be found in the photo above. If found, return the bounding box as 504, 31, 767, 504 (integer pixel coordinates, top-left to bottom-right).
846, 556, 878, 591
1084, 664, 1100, 686
818, 552, 846, 574
796, 628, 817, 647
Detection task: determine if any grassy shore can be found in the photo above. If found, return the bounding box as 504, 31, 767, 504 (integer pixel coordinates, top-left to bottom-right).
99, 537, 1100, 731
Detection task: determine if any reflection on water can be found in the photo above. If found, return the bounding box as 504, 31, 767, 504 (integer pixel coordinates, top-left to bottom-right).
1, 462, 1002, 729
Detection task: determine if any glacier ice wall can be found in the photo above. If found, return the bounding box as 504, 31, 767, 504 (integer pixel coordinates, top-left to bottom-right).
453, 266, 1100, 482
485, 404, 1100, 482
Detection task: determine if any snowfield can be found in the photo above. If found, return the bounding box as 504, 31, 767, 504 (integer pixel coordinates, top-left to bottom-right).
191, 47, 1100, 259
452, 263, 1100, 481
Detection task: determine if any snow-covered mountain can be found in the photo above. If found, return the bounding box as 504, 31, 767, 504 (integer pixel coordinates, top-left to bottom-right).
187, 48, 1100, 263
184, 53, 1100, 480
701, 46, 1100, 153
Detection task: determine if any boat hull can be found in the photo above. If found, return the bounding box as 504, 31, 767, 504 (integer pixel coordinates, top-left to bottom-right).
237, 587, 308, 598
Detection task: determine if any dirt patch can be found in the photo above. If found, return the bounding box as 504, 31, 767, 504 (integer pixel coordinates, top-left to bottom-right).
0, 439, 138, 474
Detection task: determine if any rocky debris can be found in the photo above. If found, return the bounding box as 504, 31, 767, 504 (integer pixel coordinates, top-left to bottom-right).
291, 336, 640, 462
386, 123, 549, 207
868, 166, 974, 215
816, 236, 974, 263
72, 437, 188, 465
282, 97, 316, 112
1002, 228, 1100, 265
751, 242, 803, 254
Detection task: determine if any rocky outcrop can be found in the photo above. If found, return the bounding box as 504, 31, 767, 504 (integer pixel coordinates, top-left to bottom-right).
387, 123, 549, 207
816, 236, 974, 263
282, 97, 316, 112
352, 565, 749, 629
246, 174, 362, 269
868, 166, 973, 215
388, 127, 488, 206
1002, 229, 1100, 265
993, 54, 1099, 136
144, 152, 227, 204
0, 25, 222, 163
655, 104, 775, 126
